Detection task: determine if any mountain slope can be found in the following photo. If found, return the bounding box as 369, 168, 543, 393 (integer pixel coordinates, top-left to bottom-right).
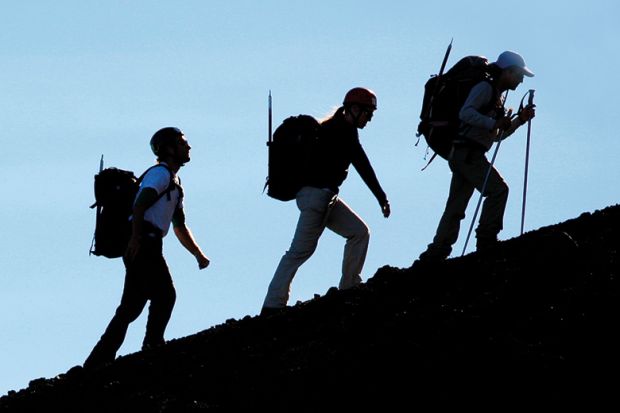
2, 205, 620, 411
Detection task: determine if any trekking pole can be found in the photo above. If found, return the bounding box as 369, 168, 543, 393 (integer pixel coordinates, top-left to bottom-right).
461, 93, 511, 256
461, 138, 503, 256
520, 89, 535, 235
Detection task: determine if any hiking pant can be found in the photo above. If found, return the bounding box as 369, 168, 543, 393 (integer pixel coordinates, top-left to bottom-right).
263, 186, 370, 309
424, 144, 508, 258
84, 230, 176, 367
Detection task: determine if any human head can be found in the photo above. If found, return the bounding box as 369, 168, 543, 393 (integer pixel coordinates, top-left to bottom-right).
150, 127, 190, 164
343, 87, 377, 129
494, 51, 534, 77
343, 87, 377, 110
494, 51, 534, 91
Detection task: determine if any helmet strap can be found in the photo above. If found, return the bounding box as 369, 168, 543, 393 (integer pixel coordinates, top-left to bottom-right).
345, 104, 363, 127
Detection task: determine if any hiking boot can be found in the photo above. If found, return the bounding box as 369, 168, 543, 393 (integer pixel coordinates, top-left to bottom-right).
142, 340, 165, 352
416, 249, 448, 264
260, 306, 286, 317
83, 355, 113, 370
83, 345, 115, 370
476, 236, 498, 252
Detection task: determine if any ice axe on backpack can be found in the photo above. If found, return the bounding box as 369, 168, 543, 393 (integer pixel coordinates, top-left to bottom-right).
438, 38, 453, 78
89, 154, 104, 255
263, 90, 273, 195
268, 90, 273, 143
416, 39, 453, 128
415, 38, 452, 167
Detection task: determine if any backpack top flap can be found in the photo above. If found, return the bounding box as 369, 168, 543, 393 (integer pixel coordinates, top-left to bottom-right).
92, 168, 138, 210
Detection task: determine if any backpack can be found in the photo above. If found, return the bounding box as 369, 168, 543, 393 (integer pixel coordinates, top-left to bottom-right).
418, 55, 493, 159
265, 114, 321, 201
89, 162, 177, 258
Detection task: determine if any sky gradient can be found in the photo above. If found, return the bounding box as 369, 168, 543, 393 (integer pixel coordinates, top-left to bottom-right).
2, 0, 619, 395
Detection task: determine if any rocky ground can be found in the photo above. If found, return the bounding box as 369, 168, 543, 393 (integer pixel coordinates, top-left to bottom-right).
2, 205, 620, 411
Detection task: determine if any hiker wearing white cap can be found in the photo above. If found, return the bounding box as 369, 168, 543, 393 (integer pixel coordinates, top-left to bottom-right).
417, 50, 536, 262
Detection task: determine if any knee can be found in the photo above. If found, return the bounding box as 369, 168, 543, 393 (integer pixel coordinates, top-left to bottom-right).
166, 287, 177, 308
362, 224, 370, 241
351, 223, 370, 244
161, 285, 176, 310
114, 303, 144, 324
488, 180, 509, 200
286, 244, 318, 261
498, 181, 509, 200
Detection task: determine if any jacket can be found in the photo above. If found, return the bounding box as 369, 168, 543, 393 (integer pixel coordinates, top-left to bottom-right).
304, 109, 387, 205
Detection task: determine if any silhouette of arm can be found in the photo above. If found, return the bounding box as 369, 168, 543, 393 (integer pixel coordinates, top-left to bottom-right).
351, 143, 390, 217
173, 208, 210, 270
459, 81, 497, 130
125, 187, 158, 261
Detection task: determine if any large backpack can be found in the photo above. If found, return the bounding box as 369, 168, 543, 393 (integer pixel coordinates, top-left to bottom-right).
265, 114, 321, 201
89, 162, 177, 258
418, 55, 493, 159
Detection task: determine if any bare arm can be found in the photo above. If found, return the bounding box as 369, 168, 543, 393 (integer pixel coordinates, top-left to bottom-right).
172, 208, 210, 269
125, 188, 159, 261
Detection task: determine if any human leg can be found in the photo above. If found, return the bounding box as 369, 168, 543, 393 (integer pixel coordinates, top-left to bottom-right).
84, 267, 149, 367
325, 197, 370, 289
142, 254, 176, 349
475, 163, 508, 244
262, 187, 334, 309
420, 147, 476, 261
448, 148, 508, 250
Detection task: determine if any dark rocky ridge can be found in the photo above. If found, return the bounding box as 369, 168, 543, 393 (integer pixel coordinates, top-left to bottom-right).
2, 205, 620, 411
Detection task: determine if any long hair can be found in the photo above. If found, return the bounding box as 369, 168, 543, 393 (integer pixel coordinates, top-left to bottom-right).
319, 106, 345, 124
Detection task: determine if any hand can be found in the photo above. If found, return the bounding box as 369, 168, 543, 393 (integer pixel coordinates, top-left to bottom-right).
494, 116, 512, 131
125, 235, 141, 262
381, 200, 391, 218
196, 252, 210, 270
518, 104, 536, 122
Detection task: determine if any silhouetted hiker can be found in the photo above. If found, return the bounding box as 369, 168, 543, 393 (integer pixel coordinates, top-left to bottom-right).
84, 127, 210, 368
417, 51, 536, 263
261, 88, 391, 315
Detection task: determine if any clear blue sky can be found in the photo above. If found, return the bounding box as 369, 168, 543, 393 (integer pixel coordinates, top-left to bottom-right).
2, 0, 619, 395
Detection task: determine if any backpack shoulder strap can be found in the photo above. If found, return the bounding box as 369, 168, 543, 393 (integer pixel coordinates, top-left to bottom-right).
157, 164, 183, 204
137, 164, 180, 205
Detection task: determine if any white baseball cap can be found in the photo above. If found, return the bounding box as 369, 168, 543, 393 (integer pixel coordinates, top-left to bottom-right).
494, 51, 534, 77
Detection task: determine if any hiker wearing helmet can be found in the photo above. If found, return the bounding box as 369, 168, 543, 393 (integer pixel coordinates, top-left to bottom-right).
418, 51, 536, 262
84, 127, 210, 368
261, 87, 390, 315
